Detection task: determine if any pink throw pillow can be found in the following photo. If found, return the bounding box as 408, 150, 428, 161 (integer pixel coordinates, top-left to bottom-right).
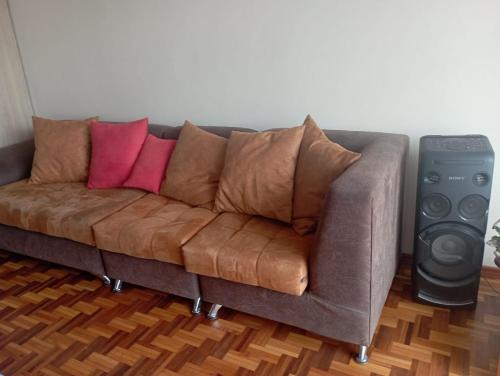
123, 135, 176, 193
88, 118, 148, 189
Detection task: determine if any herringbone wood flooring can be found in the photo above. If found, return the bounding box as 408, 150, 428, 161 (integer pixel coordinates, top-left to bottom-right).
0, 250, 499, 376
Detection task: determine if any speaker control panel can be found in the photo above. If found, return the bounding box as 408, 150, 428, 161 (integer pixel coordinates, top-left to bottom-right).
423, 171, 491, 186
423, 135, 492, 152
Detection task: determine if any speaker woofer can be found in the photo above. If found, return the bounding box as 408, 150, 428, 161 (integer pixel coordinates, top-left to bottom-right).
422, 193, 451, 219
431, 234, 467, 266
458, 194, 488, 220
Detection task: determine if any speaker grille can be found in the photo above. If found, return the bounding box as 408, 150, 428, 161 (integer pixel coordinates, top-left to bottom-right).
458, 194, 488, 220
422, 193, 451, 219
431, 234, 467, 265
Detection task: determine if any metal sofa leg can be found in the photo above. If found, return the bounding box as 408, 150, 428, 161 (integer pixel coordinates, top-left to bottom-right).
207, 303, 222, 320
192, 297, 202, 316
355, 344, 369, 364
112, 279, 123, 293
102, 275, 112, 286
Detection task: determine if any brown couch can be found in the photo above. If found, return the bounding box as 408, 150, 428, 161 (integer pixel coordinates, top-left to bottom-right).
0, 123, 408, 364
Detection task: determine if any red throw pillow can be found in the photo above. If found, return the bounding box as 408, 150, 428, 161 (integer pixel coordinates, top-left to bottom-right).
123, 134, 177, 193
88, 118, 148, 189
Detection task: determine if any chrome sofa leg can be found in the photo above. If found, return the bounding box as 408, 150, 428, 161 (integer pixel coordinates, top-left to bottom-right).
207, 303, 222, 320
192, 297, 202, 316
355, 344, 369, 364
112, 279, 123, 293
102, 275, 112, 286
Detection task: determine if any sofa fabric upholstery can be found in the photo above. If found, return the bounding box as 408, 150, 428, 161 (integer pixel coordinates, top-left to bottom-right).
0, 139, 35, 187
0, 224, 106, 277
310, 133, 408, 342
93, 194, 217, 265
30, 116, 96, 184
199, 275, 371, 345
158, 124, 256, 140
183, 212, 313, 296
214, 126, 305, 223
292, 116, 361, 235
0, 180, 145, 246
101, 251, 201, 299
161, 121, 228, 208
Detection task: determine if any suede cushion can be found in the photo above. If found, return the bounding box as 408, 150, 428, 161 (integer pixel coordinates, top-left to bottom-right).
292, 116, 361, 235
93, 194, 217, 265
0, 180, 145, 245
88, 118, 148, 189
183, 212, 314, 296
214, 126, 304, 223
30, 116, 96, 184
160, 121, 227, 207
123, 135, 176, 194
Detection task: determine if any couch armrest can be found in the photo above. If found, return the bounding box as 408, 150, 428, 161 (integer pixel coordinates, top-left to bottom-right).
0, 139, 35, 186
309, 133, 409, 343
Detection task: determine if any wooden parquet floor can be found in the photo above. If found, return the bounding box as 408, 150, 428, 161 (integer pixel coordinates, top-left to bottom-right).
0, 250, 499, 376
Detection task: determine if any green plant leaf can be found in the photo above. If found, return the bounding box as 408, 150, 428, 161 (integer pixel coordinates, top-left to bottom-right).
487, 235, 500, 248
493, 219, 500, 234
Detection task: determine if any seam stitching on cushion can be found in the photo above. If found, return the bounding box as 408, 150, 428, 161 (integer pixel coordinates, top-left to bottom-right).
255, 236, 275, 289
215, 216, 250, 278
150, 198, 186, 262
179, 211, 220, 266
91, 192, 147, 247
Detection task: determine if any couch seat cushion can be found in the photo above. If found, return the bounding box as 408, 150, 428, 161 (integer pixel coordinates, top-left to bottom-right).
182, 213, 314, 296
93, 194, 217, 265
0, 180, 145, 245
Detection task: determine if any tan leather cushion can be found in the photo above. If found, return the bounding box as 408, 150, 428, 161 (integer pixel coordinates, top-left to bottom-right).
93, 194, 217, 265
160, 121, 227, 208
292, 116, 361, 235
0, 180, 145, 245
183, 213, 313, 296
30, 116, 97, 184
214, 126, 304, 223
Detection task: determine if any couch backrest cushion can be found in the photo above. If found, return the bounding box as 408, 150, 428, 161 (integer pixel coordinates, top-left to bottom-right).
292, 116, 361, 235
30, 116, 96, 184
154, 123, 389, 153
160, 121, 227, 207
214, 125, 305, 223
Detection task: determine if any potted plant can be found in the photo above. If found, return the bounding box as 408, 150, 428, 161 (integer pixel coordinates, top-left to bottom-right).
486, 219, 500, 268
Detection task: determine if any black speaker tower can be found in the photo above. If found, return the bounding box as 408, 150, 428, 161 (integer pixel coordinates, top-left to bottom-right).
413, 135, 494, 308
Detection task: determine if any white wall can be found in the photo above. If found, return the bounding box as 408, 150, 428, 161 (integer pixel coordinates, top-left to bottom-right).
9, 0, 500, 265
0, 0, 32, 147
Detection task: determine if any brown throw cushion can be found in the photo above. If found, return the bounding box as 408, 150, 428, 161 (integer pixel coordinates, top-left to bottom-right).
214, 126, 304, 223
30, 116, 97, 184
160, 121, 227, 207
292, 115, 361, 235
